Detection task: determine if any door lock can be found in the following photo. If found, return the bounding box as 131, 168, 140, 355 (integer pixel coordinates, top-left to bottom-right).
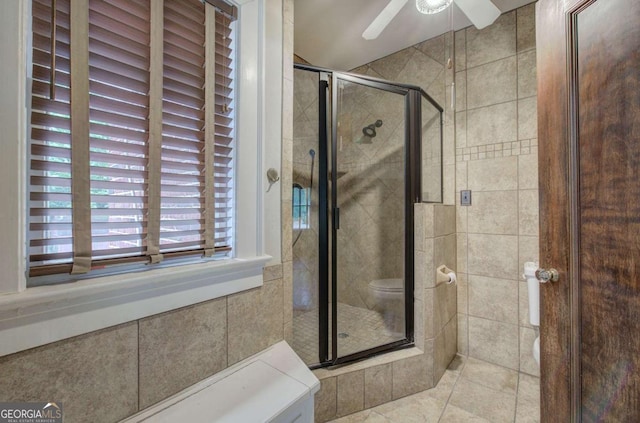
535, 268, 559, 283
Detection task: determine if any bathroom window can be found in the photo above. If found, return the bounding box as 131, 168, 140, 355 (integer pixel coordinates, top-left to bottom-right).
292, 184, 311, 230
28, 0, 237, 280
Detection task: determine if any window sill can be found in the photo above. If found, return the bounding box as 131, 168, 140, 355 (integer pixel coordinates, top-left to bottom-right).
0, 255, 271, 357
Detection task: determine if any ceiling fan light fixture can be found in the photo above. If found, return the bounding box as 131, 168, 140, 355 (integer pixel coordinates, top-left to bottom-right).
416, 0, 453, 15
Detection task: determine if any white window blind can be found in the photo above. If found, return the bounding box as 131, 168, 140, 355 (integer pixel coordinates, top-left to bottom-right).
29, 0, 236, 278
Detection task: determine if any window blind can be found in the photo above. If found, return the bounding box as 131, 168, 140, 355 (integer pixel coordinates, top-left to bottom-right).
29, 0, 236, 278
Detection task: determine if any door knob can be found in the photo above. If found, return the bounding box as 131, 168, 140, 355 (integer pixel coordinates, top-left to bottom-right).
535, 268, 559, 283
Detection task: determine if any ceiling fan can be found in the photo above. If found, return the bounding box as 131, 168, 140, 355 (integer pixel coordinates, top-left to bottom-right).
362, 0, 501, 40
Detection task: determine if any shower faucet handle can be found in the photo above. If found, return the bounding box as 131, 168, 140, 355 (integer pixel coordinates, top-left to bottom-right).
535, 268, 559, 283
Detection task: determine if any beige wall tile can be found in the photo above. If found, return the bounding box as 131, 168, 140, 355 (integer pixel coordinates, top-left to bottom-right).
455, 110, 467, 148
456, 233, 468, 274
282, 78, 294, 139
455, 71, 467, 111
417, 34, 446, 65
283, 0, 293, 23
139, 299, 227, 409
467, 57, 517, 109
0, 323, 138, 423
283, 19, 294, 72
227, 279, 284, 365
337, 370, 365, 417
519, 280, 534, 328
466, 101, 518, 146
364, 364, 393, 408
456, 199, 468, 233
415, 298, 426, 349
415, 255, 425, 303
519, 327, 541, 377
456, 273, 469, 315
518, 190, 539, 236
263, 263, 283, 281
397, 50, 445, 92
424, 237, 436, 288
434, 281, 455, 332
443, 124, 456, 165
468, 275, 518, 324
467, 190, 518, 235
423, 204, 435, 238
468, 316, 519, 370
434, 234, 457, 273
466, 11, 516, 68
443, 164, 456, 205
516, 3, 536, 53
518, 50, 537, 99
423, 289, 435, 340
314, 377, 337, 423
434, 316, 458, 382
434, 205, 456, 236
519, 235, 539, 277
457, 313, 469, 355
518, 149, 539, 190
518, 96, 538, 140
369, 47, 415, 81
468, 234, 518, 279
516, 373, 541, 422
454, 29, 466, 71
468, 156, 518, 191
392, 348, 434, 399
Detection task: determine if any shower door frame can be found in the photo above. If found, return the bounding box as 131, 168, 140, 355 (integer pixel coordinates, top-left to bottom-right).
294, 64, 442, 369
330, 71, 420, 366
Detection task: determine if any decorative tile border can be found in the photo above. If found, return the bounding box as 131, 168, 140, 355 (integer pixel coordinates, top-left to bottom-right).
456, 139, 537, 162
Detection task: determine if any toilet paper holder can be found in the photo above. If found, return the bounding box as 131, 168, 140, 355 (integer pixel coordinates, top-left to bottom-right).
437, 265, 457, 285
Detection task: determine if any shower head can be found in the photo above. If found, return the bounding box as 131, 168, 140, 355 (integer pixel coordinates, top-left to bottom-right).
309, 149, 315, 157
361, 119, 383, 138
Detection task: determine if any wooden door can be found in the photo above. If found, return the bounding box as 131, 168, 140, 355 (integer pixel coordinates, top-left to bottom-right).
537, 0, 640, 421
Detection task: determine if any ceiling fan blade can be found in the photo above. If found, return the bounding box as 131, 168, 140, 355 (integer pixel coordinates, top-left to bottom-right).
454, 0, 500, 30
362, 0, 409, 40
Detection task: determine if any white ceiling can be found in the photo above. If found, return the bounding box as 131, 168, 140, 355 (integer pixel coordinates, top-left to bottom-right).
294, 0, 535, 71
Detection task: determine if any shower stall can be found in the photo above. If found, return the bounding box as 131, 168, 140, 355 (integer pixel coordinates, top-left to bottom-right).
292, 64, 442, 367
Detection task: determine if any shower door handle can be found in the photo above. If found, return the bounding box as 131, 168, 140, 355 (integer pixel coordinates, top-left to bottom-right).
333, 207, 340, 230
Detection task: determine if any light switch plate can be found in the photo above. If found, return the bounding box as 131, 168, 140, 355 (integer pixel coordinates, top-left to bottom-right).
461, 190, 472, 206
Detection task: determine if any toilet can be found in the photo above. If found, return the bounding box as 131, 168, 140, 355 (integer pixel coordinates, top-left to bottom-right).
368, 278, 405, 337
523, 262, 541, 366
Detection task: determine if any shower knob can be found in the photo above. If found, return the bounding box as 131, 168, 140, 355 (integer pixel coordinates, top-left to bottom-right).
535, 268, 559, 283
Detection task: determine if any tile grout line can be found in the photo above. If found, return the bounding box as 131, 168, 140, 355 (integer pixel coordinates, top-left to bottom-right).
436, 355, 467, 422
462, 27, 471, 360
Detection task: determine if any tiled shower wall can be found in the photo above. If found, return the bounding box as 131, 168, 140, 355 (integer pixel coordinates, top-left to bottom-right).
351, 32, 456, 207
454, 4, 540, 376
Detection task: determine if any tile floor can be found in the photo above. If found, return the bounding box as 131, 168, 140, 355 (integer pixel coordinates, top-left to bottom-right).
328, 355, 540, 423
293, 302, 402, 365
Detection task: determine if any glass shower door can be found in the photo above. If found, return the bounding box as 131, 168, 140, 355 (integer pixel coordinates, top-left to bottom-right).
332, 73, 411, 360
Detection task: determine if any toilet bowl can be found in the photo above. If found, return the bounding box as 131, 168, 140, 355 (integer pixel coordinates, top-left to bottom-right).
368, 278, 405, 337
523, 262, 541, 367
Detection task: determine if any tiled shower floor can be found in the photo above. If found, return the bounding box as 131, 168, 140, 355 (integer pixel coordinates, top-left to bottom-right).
292, 302, 401, 365
329, 355, 541, 423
